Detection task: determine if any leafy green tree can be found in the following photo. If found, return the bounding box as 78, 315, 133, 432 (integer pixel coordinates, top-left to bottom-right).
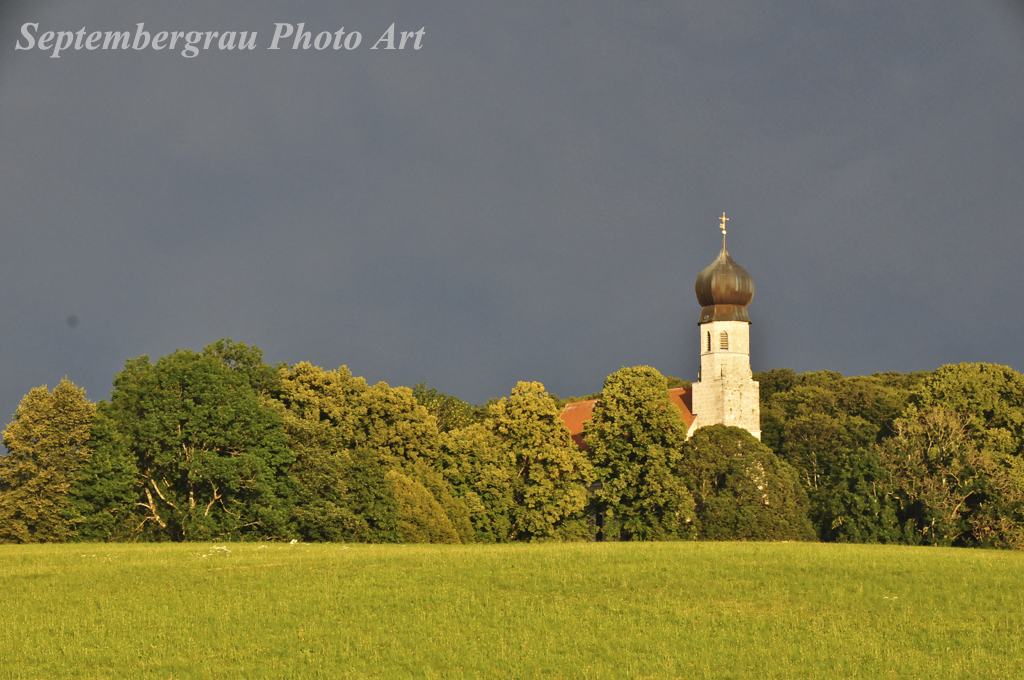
413, 383, 476, 433
809, 447, 900, 544
362, 381, 445, 470
489, 381, 593, 541
972, 454, 1024, 549
287, 442, 368, 542
68, 409, 139, 541
386, 469, 461, 543
276, 362, 370, 541
106, 351, 295, 541
755, 365, 1024, 548
438, 423, 514, 542
755, 368, 799, 405
551, 392, 602, 410
359, 380, 472, 541
0, 379, 96, 543
275, 362, 467, 543
203, 338, 285, 397
343, 447, 402, 543
759, 371, 912, 455
583, 366, 695, 541
913, 363, 1024, 458
878, 404, 1024, 547
757, 370, 913, 543
684, 425, 814, 541
665, 376, 690, 390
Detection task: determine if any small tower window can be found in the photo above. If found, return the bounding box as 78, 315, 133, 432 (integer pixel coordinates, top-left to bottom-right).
706, 331, 711, 352
720, 331, 729, 350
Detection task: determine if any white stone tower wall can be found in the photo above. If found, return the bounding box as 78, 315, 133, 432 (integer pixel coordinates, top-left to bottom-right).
689, 319, 761, 439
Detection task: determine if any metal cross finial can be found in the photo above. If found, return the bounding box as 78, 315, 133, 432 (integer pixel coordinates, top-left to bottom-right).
719, 212, 729, 235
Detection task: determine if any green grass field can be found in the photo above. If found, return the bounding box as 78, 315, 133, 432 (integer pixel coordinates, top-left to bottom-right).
1, 541, 1022, 679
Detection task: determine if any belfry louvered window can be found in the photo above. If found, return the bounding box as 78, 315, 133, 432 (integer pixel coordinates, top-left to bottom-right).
719, 331, 729, 350
706, 331, 711, 352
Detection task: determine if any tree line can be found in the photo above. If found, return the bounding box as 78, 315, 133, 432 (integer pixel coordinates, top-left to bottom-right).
1, 338, 1021, 548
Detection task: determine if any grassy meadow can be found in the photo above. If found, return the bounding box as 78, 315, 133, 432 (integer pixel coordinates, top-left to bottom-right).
1, 541, 1022, 679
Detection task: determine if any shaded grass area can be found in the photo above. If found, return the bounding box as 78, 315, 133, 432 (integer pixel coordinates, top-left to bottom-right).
1, 541, 1023, 678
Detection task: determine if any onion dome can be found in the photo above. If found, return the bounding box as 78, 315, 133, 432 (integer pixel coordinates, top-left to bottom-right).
695, 236, 754, 324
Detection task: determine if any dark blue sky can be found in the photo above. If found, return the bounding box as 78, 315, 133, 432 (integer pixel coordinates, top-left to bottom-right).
1, 1, 1023, 418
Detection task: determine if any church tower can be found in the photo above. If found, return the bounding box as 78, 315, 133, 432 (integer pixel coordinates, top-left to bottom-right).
688, 213, 761, 440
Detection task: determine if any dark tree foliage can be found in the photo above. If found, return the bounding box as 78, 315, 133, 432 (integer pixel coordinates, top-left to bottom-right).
69, 409, 138, 542
879, 402, 1024, 549
203, 338, 285, 397
275, 361, 369, 542
665, 376, 690, 390
551, 392, 602, 410
20, 342, 1024, 551
684, 425, 815, 541
287, 444, 367, 543
869, 370, 930, 393
753, 368, 799, 405
104, 351, 295, 541
756, 369, 915, 543
360, 381, 474, 541
438, 423, 514, 543
276, 363, 468, 543
344, 447, 402, 543
583, 366, 695, 541
755, 364, 1024, 548
412, 382, 476, 433
811, 447, 901, 544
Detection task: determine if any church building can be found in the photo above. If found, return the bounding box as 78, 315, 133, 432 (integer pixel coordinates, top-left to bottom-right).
560, 213, 761, 443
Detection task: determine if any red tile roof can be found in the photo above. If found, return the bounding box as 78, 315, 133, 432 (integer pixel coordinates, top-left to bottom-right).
560, 399, 599, 449
558, 387, 695, 450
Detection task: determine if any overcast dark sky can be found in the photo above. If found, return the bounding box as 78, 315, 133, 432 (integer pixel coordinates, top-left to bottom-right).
1, 1, 1023, 418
